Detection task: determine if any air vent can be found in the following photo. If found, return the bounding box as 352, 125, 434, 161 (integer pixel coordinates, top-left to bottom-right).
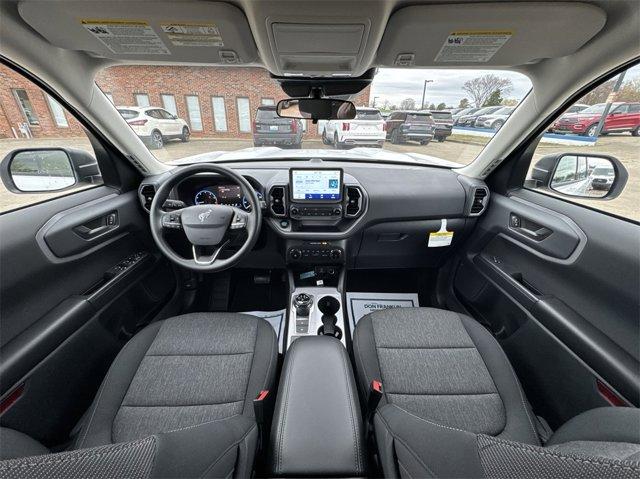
345, 186, 363, 217
469, 187, 489, 216
140, 184, 156, 212
269, 186, 286, 217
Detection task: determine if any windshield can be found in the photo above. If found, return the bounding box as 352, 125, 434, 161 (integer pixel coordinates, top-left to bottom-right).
579, 103, 609, 114
430, 111, 452, 120
593, 167, 614, 176
406, 113, 431, 122
96, 66, 531, 166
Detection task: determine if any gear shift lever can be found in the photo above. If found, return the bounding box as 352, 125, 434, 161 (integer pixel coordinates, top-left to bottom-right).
293, 293, 313, 317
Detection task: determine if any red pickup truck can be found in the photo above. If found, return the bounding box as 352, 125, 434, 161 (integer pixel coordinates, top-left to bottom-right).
550, 102, 640, 137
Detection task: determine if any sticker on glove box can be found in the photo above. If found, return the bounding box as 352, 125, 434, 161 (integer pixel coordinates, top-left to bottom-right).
435, 30, 513, 63
428, 219, 454, 247
161, 23, 224, 47
82, 20, 170, 55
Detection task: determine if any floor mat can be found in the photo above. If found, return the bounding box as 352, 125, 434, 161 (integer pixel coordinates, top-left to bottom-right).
240, 309, 286, 353
345, 292, 419, 332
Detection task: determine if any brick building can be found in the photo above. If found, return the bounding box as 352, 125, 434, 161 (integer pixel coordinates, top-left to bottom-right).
1, 63, 370, 140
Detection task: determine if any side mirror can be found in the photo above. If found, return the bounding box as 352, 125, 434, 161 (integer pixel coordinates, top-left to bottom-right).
526, 153, 628, 200
276, 98, 356, 121
0, 148, 101, 194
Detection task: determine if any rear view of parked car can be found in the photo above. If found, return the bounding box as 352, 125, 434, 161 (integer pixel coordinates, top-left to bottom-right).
385, 110, 436, 145
429, 110, 453, 141
475, 106, 515, 130
117, 106, 189, 149
253, 106, 303, 148
323, 107, 385, 148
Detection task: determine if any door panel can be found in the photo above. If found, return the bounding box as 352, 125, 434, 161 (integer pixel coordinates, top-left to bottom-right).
452, 190, 639, 427
0, 186, 177, 445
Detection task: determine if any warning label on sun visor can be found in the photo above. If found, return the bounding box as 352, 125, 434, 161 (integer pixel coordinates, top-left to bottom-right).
435, 31, 513, 63
161, 23, 224, 47
82, 20, 170, 55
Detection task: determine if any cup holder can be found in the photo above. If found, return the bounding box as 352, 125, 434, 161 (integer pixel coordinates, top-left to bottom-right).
317, 296, 342, 339
317, 296, 340, 316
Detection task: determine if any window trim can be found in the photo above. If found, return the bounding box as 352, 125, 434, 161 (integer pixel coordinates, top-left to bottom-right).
44, 93, 69, 128
261, 97, 275, 106
184, 94, 203, 131
210, 95, 228, 132
236, 96, 251, 133
12, 88, 40, 126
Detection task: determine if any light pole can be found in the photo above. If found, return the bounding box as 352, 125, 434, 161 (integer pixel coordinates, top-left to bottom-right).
420, 80, 433, 110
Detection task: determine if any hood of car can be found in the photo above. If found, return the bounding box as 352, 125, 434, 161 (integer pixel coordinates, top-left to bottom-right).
168, 147, 463, 168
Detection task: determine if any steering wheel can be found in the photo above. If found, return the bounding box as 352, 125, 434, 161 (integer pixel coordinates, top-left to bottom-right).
149, 164, 262, 272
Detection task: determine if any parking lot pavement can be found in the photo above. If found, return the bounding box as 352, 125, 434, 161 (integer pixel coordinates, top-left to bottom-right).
1, 134, 638, 220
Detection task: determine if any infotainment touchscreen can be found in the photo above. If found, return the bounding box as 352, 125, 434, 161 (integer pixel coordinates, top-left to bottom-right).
290, 169, 342, 201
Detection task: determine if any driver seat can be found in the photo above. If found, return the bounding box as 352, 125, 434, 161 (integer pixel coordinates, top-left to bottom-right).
0, 312, 278, 478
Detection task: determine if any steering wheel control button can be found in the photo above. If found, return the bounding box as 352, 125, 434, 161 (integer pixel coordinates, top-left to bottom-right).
162, 213, 182, 229
230, 212, 247, 229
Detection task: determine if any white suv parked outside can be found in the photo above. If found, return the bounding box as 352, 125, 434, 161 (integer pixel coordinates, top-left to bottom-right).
117, 106, 190, 149
322, 107, 386, 149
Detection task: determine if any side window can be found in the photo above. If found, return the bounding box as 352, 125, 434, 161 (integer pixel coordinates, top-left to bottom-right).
145, 109, 162, 119
0, 63, 102, 214
525, 63, 640, 222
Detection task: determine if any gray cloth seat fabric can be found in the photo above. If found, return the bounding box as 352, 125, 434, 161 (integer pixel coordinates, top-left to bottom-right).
0, 415, 259, 479
0, 428, 49, 460
353, 307, 640, 478
0, 313, 277, 478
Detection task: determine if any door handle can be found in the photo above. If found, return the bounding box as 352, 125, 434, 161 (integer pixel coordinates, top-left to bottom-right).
74, 212, 118, 239
509, 214, 552, 241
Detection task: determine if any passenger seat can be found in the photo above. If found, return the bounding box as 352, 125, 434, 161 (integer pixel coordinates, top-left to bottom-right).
353, 307, 640, 478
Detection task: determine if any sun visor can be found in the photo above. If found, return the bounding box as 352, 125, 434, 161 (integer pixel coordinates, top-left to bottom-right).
17, 1, 259, 64
377, 2, 606, 68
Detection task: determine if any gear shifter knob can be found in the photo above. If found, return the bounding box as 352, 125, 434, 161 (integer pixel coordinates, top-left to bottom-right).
293, 293, 313, 317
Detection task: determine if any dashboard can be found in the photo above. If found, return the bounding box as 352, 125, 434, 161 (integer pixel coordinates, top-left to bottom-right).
140, 159, 489, 269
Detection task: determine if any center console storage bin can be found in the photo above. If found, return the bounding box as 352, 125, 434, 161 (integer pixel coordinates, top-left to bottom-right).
270, 336, 365, 477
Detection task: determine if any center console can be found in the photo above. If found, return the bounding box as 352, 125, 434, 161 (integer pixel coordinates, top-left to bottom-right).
270, 336, 365, 477
267, 167, 366, 238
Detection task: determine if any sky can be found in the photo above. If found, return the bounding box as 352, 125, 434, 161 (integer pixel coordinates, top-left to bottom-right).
369, 68, 532, 108
368, 64, 640, 109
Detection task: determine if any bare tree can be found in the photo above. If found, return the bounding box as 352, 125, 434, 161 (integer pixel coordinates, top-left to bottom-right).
462, 74, 513, 107
400, 98, 416, 110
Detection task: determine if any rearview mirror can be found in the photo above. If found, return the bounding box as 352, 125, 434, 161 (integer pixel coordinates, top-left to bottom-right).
276, 98, 356, 121
0, 148, 102, 194
525, 153, 628, 200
